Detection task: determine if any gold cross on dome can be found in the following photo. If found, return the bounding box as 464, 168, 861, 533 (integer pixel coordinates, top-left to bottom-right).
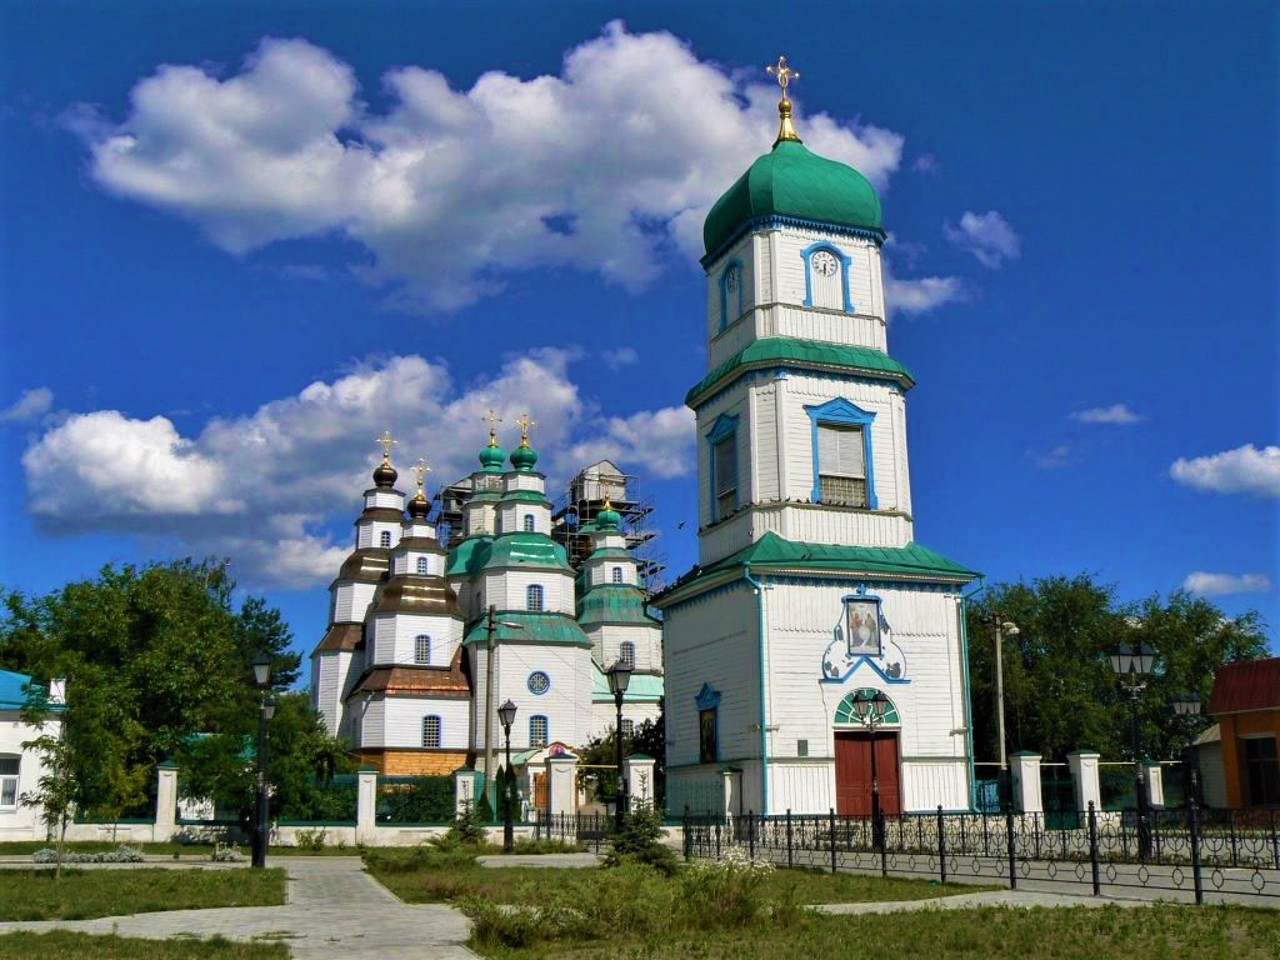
599, 473, 619, 510
483, 409, 503, 446
411, 457, 431, 494
375, 430, 398, 460
767, 55, 799, 96
515, 413, 537, 447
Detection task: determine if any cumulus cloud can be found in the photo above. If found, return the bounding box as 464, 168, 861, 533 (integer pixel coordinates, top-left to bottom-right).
1069, 403, 1145, 425
1183, 572, 1273, 597
885, 275, 965, 315
1, 387, 54, 422
1170, 444, 1280, 497
21, 351, 696, 588
72, 25, 905, 312
945, 210, 1021, 269
1031, 444, 1073, 469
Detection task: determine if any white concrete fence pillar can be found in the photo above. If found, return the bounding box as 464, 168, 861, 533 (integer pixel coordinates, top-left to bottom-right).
544, 750, 579, 818
1145, 760, 1165, 808
453, 769, 480, 817
1009, 751, 1043, 815
623, 754, 657, 810
154, 761, 179, 841
356, 768, 378, 843
1067, 750, 1101, 812
720, 767, 742, 819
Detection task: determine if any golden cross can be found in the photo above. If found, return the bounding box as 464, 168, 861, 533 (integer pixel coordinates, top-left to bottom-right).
514, 413, 537, 447
599, 473, 620, 509
483, 409, 503, 446
767, 55, 799, 96
411, 457, 431, 494
375, 430, 398, 460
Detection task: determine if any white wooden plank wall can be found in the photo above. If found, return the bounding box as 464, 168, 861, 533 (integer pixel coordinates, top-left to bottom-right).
333, 581, 378, 623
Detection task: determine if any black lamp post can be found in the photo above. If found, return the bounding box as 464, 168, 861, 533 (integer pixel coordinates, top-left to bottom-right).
498, 699, 518, 853
1110, 641, 1156, 861
607, 659, 632, 832
250, 652, 274, 870
852, 689, 890, 851
1173, 691, 1203, 807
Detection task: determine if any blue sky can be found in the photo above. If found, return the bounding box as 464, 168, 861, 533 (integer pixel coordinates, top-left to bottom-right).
2, 1, 1276, 665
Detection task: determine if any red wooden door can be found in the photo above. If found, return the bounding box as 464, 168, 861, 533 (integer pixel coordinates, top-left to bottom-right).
835, 732, 900, 815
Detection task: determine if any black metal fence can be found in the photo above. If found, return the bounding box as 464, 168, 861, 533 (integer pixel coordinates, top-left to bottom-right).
683, 804, 1280, 905
533, 811, 616, 851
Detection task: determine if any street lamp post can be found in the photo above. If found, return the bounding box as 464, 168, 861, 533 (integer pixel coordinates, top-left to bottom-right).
607, 659, 632, 833
482, 606, 525, 818
1110, 641, 1156, 861
851, 689, 890, 851
981, 613, 1020, 810
250, 652, 274, 870
1173, 692, 1203, 808
498, 699, 518, 853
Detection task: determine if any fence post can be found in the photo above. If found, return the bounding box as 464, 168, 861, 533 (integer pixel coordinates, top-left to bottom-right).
748, 810, 756, 860
683, 808, 692, 861
937, 805, 947, 885
1088, 801, 1101, 896
786, 809, 793, 869
1271, 810, 1279, 870
715, 817, 721, 858
829, 808, 837, 875
1005, 809, 1018, 890
880, 815, 889, 879
1188, 797, 1203, 906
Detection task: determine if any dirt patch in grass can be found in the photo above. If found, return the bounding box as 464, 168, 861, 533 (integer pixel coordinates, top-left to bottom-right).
0, 868, 286, 921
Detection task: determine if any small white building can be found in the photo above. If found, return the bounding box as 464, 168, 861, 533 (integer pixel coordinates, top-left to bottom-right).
657, 90, 978, 817
0, 670, 63, 841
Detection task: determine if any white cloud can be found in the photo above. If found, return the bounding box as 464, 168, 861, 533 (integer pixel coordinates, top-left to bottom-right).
72, 25, 905, 312
885, 275, 965, 315
1031, 444, 1073, 469
912, 153, 939, 174
1170, 444, 1280, 497
1, 387, 54, 422
601, 346, 639, 370
21, 351, 695, 588
1069, 403, 1145, 425
944, 210, 1021, 269
1182, 572, 1273, 597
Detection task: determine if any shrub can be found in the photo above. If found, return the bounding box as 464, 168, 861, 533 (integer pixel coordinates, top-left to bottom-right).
678, 848, 775, 926
294, 827, 327, 851
603, 807, 679, 876
211, 844, 248, 863
434, 804, 488, 849
510, 837, 585, 855
32, 845, 146, 864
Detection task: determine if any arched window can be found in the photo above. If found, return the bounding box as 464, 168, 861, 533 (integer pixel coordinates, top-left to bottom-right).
416, 556, 429, 575
523, 514, 535, 532
619, 641, 636, 669
611, 566, 624, 584
719, 261, 744, 331
422, 715, 442, 748
414, 635, 431, 665
379, 530, 392, 548
526, 584, 544, 612
529, 715, 549, 747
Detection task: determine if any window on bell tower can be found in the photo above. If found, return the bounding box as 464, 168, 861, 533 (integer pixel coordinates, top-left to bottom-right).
706, 413, 740, 522
817, 424, 867, 507
719, 260, 744, 331
801, 243, 853, 312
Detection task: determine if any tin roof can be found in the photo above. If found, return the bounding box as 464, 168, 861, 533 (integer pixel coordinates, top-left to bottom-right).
1208, 657, 1280, 715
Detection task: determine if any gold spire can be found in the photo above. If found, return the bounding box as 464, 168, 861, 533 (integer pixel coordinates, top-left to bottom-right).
514, 413, 537, 448
483, 409, 503, 448
411, 457, 431, 497
375, 430, 398, 463
600, 473, 617, 511
766, 55, 801, 145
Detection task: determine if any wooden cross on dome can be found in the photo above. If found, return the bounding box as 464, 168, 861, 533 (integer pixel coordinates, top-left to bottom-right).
375, 430, 398, 461
411, 457, 431, 495
515, 413, 537, 447
767, 55, 799, 96
483, 409, 502, 446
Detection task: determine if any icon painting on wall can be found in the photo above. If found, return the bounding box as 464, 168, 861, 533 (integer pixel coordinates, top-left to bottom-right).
821, 592, 908, 683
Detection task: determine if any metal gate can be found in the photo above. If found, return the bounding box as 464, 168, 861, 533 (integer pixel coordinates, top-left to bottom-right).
1041, 763, 1079, 829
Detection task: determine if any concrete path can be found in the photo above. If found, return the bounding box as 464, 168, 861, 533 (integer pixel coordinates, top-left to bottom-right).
0, 856, 478, 959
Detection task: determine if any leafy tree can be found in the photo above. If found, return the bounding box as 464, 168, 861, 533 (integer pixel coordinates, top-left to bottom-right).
19, 683, 76, 878
966, 575, 1269, 764
576, 702, 666, 806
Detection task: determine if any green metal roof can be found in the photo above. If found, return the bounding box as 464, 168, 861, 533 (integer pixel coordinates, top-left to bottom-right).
704, 139, 883, 256
576, 584, 660, 625
498, 490, 551, 504
686, 337, 914, 408
479, 532, 572, 571
591, 663, 665, 702
704, 532, 976, 581
463, 612, 591, 648
446, 536, 492, 577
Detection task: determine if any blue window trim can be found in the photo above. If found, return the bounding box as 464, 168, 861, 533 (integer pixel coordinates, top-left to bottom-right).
422, 715, 442, 748
415, 634, 431, 665
522, 514, 535, 532
800, 241, 854, 312
706, 412, 740, 522
529, 714, 549, 746
526, 583, 544, 611
718, 259, 744, 332
804, 397, 878, 509
695, 683, 721, 764
695, 682, 722, 710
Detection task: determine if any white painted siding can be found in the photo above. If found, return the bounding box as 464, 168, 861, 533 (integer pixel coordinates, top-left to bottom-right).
472, 645, 595, 753
365, 490, 405, 510
375, 697, 472, 752
505, 473, 544, 493
495, 501, 551, 535
480, 569, 575, 616
588, 700, 662, 743
333, 581, 379, 623
391, 551, 443, 577
585, 623, 663, 674
586, 558, 637, 587
368, 614, 465, 667
357, 520, 402, 550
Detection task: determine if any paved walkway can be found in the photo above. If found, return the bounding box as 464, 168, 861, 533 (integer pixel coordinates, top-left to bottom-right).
0, 857, 478, 959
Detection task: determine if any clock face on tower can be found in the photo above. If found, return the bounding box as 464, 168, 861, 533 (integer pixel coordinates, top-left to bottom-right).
811, 250, 838, 277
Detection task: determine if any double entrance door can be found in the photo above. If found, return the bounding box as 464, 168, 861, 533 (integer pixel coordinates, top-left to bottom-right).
834, 731, 901, 816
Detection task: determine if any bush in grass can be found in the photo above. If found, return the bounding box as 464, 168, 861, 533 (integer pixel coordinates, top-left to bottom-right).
603, 806, 679, 876
32, 845, 145, 864
678, 848, 775, 926
211, 844, 248, 862
432, 804, 488, 850
510, 837, 585, 855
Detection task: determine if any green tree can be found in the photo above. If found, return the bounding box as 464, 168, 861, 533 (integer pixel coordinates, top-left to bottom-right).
966, 575, 1269, 764
576, 703, 666, 807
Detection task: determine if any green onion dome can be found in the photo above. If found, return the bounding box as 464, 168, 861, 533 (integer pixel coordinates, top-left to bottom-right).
596, 506, 621, 530
702, 139, 883, 256
510, 442, 539, 471
479, 443, 506, 471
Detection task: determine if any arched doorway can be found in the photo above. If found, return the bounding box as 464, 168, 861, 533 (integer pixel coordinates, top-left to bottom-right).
833, 688, 902, 816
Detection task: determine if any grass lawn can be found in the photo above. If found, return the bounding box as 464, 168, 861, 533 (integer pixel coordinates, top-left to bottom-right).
476, 904, 1280, 960
0, 840, 360, 857
0, 868, 286, 921
0, 931, 288, 959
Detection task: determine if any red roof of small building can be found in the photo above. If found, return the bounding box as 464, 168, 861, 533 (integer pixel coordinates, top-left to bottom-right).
1209, 657, 1280, 715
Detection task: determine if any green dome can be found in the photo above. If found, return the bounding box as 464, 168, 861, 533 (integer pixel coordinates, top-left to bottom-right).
479, 443, 506, 471
596, 507, 621, 530
703, 139, 883, 256
510, 443, 539, 471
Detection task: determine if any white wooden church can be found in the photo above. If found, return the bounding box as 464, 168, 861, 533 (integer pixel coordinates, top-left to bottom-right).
310, 423, 663, 782
656, 64, 978, 817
